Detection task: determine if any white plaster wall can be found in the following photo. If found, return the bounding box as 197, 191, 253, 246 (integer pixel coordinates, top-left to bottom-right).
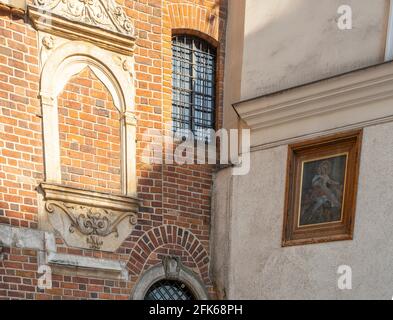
240, 0, 389, 100
213, 121, 393, 299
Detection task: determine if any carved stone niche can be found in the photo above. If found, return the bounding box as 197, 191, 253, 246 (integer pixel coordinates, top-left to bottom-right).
29, 0, 139, 253
40, 183, 139, 252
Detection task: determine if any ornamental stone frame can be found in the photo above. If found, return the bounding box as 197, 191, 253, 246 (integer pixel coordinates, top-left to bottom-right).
0, 0, 26, 15
38, 40, 137, 194
28, 0, 139, 252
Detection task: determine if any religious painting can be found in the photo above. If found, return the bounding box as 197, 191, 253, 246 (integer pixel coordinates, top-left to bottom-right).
282, 130, 362, 247
299, 154, 347, 227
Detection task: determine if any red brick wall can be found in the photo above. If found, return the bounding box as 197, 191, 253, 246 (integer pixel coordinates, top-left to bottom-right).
0, 0, 227, 300
58, 67, 122, 194
0, 9, 42, 231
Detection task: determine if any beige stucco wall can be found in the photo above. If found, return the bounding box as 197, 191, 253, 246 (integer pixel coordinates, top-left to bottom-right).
235, 0, 389, 101
212, 121, 393, 299
222, 0, 246, 131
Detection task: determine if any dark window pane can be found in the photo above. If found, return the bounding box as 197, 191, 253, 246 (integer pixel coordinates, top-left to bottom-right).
144, 280, 195, 301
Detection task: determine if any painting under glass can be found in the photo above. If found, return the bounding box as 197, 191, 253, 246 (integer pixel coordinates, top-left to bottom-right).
298, 154, 348, 227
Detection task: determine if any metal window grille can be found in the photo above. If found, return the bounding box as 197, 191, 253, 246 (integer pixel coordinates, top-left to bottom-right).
144, 280, 195, 301
172, 35, 216, 141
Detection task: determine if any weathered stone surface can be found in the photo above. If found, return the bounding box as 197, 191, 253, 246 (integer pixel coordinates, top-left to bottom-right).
0, 224, 45, 250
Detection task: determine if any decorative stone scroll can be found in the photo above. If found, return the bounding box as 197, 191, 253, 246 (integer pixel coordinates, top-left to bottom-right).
40, 183, 139, 251
28, 0, 136, 55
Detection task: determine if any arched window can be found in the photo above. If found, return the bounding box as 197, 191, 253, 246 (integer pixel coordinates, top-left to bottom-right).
172, 35, 216, 141
144, 279, 195, 300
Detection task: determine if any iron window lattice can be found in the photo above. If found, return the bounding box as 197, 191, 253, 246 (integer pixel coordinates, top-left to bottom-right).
172, 35, 216, 141
144, 280, 196, 301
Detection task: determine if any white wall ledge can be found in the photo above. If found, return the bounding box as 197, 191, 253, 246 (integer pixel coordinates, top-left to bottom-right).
234, 61, 393, 148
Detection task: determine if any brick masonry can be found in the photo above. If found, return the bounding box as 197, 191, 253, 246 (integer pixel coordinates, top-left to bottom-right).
58, 68, 122, 194
0, 0, 227, 299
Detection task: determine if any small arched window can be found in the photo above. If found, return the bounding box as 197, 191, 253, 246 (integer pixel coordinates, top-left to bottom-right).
144, 279, 195, 300
172, 35, 216, 141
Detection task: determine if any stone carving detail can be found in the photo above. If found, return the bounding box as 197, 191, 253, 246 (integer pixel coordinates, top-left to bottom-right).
42, 35, 55, 49
163, 257, 181, 279
112, 55, 135, 79
46, 201, 137, 250
33, 0, 135, 36
40, 183, 139, 252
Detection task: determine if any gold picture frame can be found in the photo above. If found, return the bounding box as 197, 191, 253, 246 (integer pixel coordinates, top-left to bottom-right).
282, 130, 363, 247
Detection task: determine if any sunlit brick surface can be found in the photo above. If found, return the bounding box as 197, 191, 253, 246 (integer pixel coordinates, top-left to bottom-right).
0, 0, 227, 300
58, 68, 122, 194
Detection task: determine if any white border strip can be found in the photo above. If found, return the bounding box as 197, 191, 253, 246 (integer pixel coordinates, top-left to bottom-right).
0, 0, 26, 10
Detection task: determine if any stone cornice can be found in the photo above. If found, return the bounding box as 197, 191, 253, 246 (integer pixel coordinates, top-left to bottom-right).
234, 62, 393, 148
40, 183, 140, 212
28, 0, 136, 55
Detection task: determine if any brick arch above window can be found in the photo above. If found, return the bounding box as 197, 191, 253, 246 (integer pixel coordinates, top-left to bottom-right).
165, 3, 220, 42
172, 28, 219, 49
127, 225, 211, 284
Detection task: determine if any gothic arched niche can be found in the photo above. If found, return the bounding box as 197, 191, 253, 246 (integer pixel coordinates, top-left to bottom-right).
29, 0, 139, 252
